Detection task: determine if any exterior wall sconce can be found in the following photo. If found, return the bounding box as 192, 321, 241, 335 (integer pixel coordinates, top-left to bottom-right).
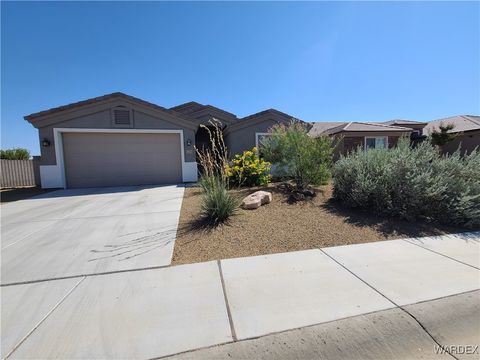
186, 139, 192, 146
41, 138, 51, 147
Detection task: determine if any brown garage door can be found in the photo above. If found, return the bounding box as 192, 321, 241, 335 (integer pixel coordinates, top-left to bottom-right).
62, 132, 182, 188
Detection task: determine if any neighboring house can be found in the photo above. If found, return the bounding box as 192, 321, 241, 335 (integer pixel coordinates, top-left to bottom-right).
25, 92, 295, 189
308, 121, 424, 159
424, 115, 480, 155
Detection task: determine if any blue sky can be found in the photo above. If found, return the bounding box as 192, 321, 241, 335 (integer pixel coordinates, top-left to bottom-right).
2, 1, 479, 155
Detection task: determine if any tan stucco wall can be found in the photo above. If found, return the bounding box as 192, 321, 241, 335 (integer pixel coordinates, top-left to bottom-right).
37, 105, 196, 166
442, 130, 480, 155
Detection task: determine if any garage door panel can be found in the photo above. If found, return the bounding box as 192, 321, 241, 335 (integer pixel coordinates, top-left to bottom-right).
62, 133, 182, 188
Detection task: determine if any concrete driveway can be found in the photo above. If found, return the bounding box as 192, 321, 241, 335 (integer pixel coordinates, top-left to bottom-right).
1, 185, 185, 285
1, 232, 479, 359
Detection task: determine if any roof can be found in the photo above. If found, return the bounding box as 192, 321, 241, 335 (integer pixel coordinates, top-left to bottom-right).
24, 92, 176, 121
308, 122, 346, 137
424, 115, 480, 134
239, 108, 295, 122
382, 119, 428, 126
225, 108, 298, 134
325, 122, 412, 135
309, 121, 412, 136
170, 101, 238, 121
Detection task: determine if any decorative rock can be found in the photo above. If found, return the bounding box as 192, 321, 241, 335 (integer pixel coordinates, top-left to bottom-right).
242, 191, 273, 210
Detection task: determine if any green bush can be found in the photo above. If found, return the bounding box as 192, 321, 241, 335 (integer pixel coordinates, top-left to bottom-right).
226, 147, 271, 187
262, 120, 333, 190
0, 148, 30, 160
199, 176, 241, 225
333, 138, 480, 228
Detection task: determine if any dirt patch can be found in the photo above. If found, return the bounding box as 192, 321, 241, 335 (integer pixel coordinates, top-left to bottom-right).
0, 187, 55, 204
172, 184, 467, 265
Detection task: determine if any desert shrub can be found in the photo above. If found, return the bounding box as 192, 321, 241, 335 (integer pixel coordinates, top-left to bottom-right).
333, 138, 480, 228
196, 121, 240, 225
226, 147, 271, 187
0, 148, 30, 160
262, 120, 333, 191
198, 175, 241, 225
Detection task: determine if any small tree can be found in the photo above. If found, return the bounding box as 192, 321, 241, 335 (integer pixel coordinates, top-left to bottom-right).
430, 122, 458, 152
0, 148, 30, 160
262, 120, 333, 197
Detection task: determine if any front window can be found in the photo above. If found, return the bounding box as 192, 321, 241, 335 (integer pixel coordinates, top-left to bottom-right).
255, 132, 271, 157
365, 136, 387, 150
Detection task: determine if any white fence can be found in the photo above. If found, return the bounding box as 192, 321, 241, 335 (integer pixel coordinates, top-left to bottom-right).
0, 160, 37, 187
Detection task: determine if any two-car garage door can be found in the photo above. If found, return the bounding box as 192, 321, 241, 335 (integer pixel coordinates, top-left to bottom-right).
62, 132, 182, 188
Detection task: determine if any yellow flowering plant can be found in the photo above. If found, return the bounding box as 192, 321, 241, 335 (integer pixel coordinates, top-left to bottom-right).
226, 147, 271, 187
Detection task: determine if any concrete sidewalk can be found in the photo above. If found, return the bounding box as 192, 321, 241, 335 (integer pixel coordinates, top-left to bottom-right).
2, 232, 479, 359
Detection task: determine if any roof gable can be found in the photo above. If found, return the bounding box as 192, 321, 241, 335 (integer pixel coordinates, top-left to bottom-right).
225, 108, 299, 134
24, 92, 198, 130
170, 101, 238, 124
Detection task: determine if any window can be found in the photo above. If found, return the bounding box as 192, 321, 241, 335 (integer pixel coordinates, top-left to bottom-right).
255, 132, 271, 157
365, 136, 387, 150
111, 106, 133, 128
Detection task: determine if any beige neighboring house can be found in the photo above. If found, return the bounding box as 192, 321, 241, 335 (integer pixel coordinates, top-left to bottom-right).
424, 115, 480, 155
308, 120, 426, 158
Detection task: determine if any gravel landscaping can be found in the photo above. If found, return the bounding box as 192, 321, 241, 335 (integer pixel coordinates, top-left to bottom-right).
172, 184, 467, 265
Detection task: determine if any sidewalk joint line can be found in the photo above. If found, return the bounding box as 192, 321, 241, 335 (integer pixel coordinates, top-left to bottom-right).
1, 264, 171, 287
402, 239, 480, 270
4, 276, 86, 359
217, 260, 238, 342
320, 249, 460, 360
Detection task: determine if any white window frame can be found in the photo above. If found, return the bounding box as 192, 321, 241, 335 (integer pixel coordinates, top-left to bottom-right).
364, 136, 388, 150
255, 132, 271, 149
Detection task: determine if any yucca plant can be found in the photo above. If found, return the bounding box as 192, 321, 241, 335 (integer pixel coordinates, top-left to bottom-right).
196, 120, 241, 225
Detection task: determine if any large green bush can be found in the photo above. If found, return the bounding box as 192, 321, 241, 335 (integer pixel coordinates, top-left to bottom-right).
226, 147, 271, 187
0, 148, 30, 160
262, 120, 333, 191
333, 138, 480, 228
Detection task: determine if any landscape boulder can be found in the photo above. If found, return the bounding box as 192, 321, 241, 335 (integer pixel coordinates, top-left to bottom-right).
242, 191, 272, 210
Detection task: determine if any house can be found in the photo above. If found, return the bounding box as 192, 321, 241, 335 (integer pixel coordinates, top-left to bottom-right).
308, 120, 426, 158
26, 91, 448, 189
25, 92, 295, 189
424, 115, 480, 155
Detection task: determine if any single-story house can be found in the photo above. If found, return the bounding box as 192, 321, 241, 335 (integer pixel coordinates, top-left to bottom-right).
28, 92, 467, 189
25, 92, 295, 188
308, 120, 426, 159
424, 115, 480, 155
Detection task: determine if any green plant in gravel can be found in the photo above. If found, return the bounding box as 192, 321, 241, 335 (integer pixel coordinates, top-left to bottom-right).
196, 121, 241, 226
262, 120, 333, 191
226, 147, 271, 187
333, 137, 480, 228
